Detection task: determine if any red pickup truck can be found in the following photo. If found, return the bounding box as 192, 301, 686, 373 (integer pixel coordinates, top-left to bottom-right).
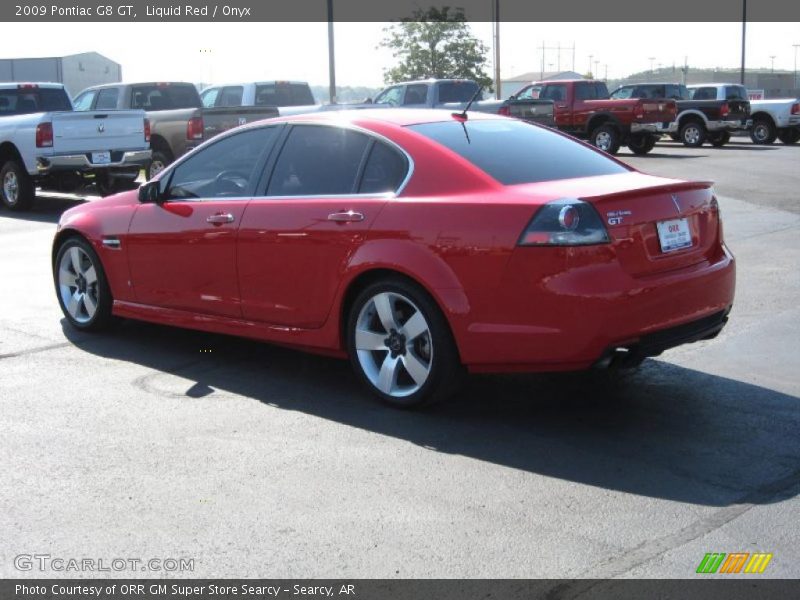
511, 80, 677, 155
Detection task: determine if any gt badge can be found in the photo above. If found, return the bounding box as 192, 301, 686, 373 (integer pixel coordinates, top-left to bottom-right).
606, 209, 632, 226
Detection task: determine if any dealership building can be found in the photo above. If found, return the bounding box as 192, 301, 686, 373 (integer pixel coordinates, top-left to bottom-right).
0, 51, 121, 97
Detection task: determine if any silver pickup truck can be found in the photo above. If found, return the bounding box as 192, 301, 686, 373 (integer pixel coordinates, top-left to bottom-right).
0, 82, 150, 211
323, 79, 556, 127
74, 82, 279, 179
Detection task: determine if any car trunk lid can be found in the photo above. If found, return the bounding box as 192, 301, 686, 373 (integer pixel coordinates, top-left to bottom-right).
50, 110, 147, 154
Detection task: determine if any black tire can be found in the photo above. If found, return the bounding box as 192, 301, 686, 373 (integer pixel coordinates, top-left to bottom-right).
346, 277, 463, 408
53, 236, 115, 331
679, 120, 707, 147
627, 134, 658, 155
147, 150, 172, 181
750, 117, 777, 145
0, 160, 35, 211
589, 124, 621, 155
95, 170, 141, 195
709, 131, 731, 147
777, 127, 800, 145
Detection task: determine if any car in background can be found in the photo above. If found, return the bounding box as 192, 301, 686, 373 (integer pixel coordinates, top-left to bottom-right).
200, 81, 320, 117
0, 82, 150, 210
52, 110, 734, 408
325, 79, 556, 127
511, 80, 677, 154
73, 82, 279, 179
610, 82, 750, 147
746, 97, 800, 145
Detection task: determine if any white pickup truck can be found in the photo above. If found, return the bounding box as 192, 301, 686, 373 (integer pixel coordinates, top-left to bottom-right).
0, 82, 151, 211
747, 98, 800, 145
199, 81, 320, 117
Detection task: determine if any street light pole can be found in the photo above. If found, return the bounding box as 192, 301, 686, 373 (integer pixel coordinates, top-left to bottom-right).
588, 54, 593, 76
492, 0, 501, 99
740, 0, 747, 85
327, 0, 336, 104
794, 44, 800, 90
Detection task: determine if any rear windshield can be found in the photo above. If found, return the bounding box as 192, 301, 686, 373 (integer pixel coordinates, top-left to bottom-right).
131, 84, 201, 110
725, 85, 748, 101
408, 119, 629, 185
0, 88, 72, 115
255, 83, 315, 107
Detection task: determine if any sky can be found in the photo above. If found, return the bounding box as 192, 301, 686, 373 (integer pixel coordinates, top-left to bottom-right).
2, 21, 798, 89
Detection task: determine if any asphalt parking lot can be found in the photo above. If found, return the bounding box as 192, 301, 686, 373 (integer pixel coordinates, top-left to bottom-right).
1, 138, 798, 581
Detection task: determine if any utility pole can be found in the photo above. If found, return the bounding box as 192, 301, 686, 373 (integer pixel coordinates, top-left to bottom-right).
649, 57, 656, 72
740, 0, 747, 85
770, 55, 776, 73
588, 54, 593, 76
492, 0, 501, 99
594, 60, 600, 79
794, 44, 800, 90
327, 0, 336, 104
604, 64, 608, 81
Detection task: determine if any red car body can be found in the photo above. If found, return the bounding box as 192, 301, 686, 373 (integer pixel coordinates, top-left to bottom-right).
54, 110, 735, 376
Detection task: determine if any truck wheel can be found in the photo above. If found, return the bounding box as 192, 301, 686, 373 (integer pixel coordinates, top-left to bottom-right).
777, 128, 800, 145
709, 131, 731, 147
679, 120, 706, 147
750, 118, 777, 145
0, 160, 35, 211
589, 124, 621, 155
627, 134, 658, 155
147, 150, 172, 180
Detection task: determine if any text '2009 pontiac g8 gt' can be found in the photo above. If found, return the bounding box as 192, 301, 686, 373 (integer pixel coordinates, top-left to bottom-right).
53, 109, 735, 407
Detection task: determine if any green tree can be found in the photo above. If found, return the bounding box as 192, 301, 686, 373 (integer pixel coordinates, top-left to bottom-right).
380, 7, 493, 91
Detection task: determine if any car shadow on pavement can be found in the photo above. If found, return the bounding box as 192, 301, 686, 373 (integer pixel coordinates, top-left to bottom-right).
61, 319, 800, 508
0, 194, 83, 224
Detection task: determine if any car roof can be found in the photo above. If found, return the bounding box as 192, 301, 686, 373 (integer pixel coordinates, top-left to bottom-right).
82, 82, 196, 90
617, 82, 683, 87
275, 108, 503, 127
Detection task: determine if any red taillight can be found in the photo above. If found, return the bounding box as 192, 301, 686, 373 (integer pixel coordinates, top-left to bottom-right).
498, 105, 510, 116
720, 102, 729, 118
144, 118, 151, 143
17, 83, 39, 90
791, 103, 800, 115
186, 116, 203, 141
36, 122, 53, 148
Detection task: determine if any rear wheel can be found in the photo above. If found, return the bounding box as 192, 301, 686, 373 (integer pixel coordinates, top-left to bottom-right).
679, 120, 706, 147
589, 124, 621, 155
346, 278, 463, 408
778, 127, 800, 145
54, 237, 114, 331
750, 118, 777, 145
709, 131, 731, 147
627, 134, 658, 155
0, 160, 35, 211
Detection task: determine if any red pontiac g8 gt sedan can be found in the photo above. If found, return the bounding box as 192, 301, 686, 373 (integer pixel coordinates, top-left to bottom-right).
52, 109, 735, 407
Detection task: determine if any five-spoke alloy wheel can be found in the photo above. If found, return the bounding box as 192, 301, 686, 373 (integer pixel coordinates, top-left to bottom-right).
54, 237, 114, 331
347, 279, 462, 408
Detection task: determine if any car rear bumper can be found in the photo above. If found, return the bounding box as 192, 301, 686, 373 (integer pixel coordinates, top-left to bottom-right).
35, 149, 152, 174
453, 244, 736, 373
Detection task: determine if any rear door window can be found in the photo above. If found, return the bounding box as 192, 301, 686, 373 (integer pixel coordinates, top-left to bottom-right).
437, 81, 481, 103
266, 125, 371, 196
358, 142, 408, 194
95, 88, 119, 110
690, 87, 717, 100
403, 84, 428, 105
218, 86, 244, 107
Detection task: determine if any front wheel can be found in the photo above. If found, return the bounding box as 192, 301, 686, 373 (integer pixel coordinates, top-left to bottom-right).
346, 279, 463, 408
589, 124, 621, 155
0, 160, 35, 211
627, 134, 658, 155
778, 127, 800, 145
54, 237, 114, 331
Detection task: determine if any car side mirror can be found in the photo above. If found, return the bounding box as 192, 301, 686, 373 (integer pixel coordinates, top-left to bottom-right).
509, 94, 516, 100
364, 97, 373, 104
138, 180, 161, 203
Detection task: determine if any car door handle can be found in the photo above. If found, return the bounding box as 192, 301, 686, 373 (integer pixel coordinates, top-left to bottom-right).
556, 104, 567, 108
328, 211, 365, 223
207, 213, 235, 224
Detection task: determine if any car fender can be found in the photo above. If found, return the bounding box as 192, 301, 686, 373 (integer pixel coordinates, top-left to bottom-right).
678, 109, 709, 126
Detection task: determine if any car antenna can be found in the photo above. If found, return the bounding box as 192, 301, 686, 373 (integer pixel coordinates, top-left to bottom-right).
452, 85, 483, 121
